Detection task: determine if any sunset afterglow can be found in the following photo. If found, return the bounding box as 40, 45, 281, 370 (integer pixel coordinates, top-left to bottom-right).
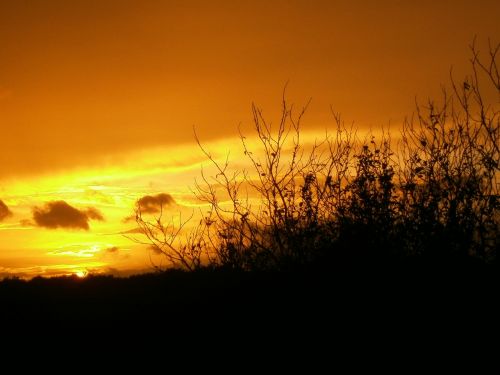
1, 0, 499, 278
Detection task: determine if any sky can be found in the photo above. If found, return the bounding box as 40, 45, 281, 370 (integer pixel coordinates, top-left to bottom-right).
0, 0, 499, 278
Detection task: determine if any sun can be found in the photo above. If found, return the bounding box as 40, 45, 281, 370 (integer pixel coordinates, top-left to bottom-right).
75, 270, 87, 278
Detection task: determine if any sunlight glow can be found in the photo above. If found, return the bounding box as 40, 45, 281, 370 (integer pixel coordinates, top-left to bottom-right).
0, 130, 384, 278
75, 270, 87, 278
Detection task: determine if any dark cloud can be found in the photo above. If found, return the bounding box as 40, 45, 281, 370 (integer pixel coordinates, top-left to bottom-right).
32, 201, 104, 230
86, 207, 105, 221
105, 246, 119, 253
137, 193, 175, 214
0, 200, 13, 221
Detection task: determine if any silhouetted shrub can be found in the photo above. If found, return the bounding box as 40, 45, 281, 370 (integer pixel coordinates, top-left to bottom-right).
133, 40, 499, 271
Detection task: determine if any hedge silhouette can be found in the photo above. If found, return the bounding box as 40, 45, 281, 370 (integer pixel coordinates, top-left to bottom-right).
132, 40, 499, 271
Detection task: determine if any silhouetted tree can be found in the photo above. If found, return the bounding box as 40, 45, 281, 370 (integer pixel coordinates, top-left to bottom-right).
398, 39, 499, 261
133, 40, 499, 271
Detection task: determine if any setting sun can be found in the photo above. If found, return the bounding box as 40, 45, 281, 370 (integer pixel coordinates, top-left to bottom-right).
75, 270, 87, 278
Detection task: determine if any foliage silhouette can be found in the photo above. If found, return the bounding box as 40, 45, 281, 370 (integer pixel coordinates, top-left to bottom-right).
133, 40, 499, 272
1, 41, 499, 328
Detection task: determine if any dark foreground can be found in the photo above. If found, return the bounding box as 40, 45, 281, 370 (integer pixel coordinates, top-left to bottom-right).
1, 258, 498, 335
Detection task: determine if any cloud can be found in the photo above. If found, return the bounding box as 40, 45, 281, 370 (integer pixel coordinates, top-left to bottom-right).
120, 227, 146, 234
101, 246, 128, 259
20, 219, 34, 227
105, 246, 120, 253
0, 200, 13, 222
122, 193, 177, 223
136, 193, 175, 214
86, 207, 105, 221
84, 189, 115, 205
32, 201, 104, 230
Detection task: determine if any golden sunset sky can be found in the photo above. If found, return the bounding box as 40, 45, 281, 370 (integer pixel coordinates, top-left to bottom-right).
1, 0, 499, 278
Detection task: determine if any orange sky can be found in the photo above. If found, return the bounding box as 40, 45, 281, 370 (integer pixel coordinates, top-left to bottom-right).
0, 0, 499, 278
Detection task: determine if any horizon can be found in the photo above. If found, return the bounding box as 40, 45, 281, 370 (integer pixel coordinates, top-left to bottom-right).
1, 0, 499, 278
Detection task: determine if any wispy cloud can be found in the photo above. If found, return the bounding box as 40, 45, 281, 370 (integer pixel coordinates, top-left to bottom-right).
47, 244, 126, 259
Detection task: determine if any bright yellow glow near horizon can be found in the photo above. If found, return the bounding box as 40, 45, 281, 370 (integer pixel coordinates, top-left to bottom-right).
0, 133, 303, 278
0, 140, 211, 278
0, 122, 486, 279
75, 270, 87, 278
0, 1, 498, 278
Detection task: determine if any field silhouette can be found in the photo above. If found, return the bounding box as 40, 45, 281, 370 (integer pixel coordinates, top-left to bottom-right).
1, 41, 499, 325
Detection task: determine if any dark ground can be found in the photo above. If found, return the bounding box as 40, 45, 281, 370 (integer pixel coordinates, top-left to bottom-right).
0, 263, 498, 371
1, 257, 497, 333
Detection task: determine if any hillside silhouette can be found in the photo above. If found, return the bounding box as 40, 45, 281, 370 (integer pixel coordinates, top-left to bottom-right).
1, 261, 498, 327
